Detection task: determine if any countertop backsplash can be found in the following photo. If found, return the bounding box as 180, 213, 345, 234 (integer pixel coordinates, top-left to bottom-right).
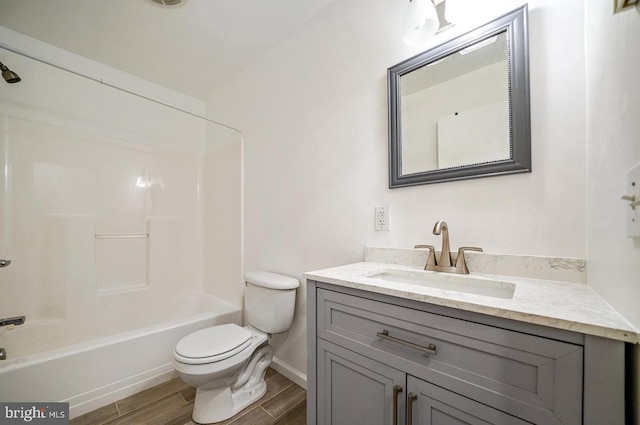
363, 247, 587, 284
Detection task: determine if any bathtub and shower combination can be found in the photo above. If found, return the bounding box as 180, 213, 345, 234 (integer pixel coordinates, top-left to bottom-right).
0, 119, 241, 418
0, 40, 243, 419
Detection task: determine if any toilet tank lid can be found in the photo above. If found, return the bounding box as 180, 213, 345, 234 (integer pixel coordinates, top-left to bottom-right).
245, 271, 299, 289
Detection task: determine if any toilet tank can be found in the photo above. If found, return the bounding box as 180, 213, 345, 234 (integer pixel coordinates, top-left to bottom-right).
244, 271, 299, 334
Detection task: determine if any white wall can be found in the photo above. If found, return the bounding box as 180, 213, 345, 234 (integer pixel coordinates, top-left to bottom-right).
584, 1, 640, 420
207, 0, 588, 376
202, 126, 244, 308
584, 0, 640, 339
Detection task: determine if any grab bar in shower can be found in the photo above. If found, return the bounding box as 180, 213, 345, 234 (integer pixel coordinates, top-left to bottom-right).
95, 234, 149, 239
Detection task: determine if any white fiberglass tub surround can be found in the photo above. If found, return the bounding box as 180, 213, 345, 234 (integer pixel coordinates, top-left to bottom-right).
0, 41, 244, 419
0, 113, 206, 356
0, 294, 240, 418
0, 114, 228, 418
0, 56, 240, 418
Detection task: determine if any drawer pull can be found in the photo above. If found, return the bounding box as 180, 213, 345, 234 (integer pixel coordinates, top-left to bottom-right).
376, 329, 437, 356
407, 392, 418, 425
393, 385, 403, 425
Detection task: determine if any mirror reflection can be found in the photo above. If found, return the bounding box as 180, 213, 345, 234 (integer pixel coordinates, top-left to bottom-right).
400, 32, 510, 174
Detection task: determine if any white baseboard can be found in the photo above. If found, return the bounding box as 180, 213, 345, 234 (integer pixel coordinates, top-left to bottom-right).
270, 357, 307, 390
67, 364, 177, 418
69, 357, 305, 418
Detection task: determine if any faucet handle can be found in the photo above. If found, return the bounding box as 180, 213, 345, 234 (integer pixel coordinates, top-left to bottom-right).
414, 244, 437, 269
455, 247, 483, 274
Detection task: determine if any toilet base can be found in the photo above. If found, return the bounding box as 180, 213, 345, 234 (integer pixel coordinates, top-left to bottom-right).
190, 343, 273, 424
192, 380, 267, 424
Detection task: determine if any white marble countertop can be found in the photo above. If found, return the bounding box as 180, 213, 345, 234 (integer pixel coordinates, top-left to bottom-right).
304, 262, 639, 344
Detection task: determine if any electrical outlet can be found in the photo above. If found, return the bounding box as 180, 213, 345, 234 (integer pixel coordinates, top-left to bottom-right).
375, 206, 389, 231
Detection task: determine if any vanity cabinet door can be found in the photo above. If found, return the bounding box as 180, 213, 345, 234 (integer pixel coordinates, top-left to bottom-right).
317, 339, 406, 425
317, 288, 582, 425
406, 376, 532, 425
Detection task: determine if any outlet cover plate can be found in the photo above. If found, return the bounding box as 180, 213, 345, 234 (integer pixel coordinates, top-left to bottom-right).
375, 206, 389, 231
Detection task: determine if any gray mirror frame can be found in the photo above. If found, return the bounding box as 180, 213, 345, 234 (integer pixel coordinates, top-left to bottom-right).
388, 5, 531, 188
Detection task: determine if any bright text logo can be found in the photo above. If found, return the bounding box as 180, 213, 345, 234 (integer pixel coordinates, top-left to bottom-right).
1, 403, 68, 424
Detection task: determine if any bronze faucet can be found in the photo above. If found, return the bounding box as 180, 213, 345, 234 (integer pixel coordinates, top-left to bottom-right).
433, 220, 452, 267
414, 220, 483, 274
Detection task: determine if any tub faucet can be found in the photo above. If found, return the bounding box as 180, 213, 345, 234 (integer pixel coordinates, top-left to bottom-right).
414, 220, 483, 274
0, 316, 25, 327
0, 347, 5, 360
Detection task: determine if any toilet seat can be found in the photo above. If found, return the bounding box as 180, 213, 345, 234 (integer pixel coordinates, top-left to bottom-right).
175, 324, 252, 365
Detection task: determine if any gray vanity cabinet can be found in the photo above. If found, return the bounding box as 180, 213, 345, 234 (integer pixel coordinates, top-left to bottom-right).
317, 338, 531, 425
317, 339, 405, 425
307, 280, 627, 425
407, 376, 531, 425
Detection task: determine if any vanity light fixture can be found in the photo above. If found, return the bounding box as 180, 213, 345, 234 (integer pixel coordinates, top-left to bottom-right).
614, 0, 638, 13
402, 0, 453, 46
136, 176, 150, 188
0, 61, 21, 84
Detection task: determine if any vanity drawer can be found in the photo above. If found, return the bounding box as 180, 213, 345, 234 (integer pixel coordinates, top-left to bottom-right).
316, 288, 583, 425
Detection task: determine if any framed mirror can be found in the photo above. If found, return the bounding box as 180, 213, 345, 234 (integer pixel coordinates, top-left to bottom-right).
388, 5, 531, 187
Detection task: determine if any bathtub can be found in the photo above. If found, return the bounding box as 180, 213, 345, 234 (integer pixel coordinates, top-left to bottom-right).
0, 294, 241, 418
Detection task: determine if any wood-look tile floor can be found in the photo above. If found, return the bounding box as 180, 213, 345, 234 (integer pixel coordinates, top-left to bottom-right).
70, 368, 306, 425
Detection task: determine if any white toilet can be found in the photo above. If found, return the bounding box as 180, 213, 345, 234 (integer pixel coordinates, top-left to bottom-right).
173, 271, 299, 424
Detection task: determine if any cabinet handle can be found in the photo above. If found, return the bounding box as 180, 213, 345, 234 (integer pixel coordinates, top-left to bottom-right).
407, 393, 417, 425
376, 329, 437, 356
393, 385, 403, 425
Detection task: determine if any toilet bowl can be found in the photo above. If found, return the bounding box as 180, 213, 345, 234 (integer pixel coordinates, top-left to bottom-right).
174, 271, 299, 424
174, 324, 272, 423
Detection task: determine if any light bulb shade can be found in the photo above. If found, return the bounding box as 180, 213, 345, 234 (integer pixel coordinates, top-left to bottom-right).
402, 0, 439, 45
443, 0, 463, 25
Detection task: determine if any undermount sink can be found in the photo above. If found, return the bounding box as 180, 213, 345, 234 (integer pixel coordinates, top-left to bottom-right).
366, 269, 516, 299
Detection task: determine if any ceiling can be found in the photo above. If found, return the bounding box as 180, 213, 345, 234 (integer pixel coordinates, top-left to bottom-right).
0, 0, 333, 100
